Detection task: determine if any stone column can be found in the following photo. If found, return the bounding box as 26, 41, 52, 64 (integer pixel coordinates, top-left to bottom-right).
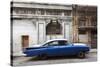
72, 16, 79, 43
86, 30, 91, 47
86, 16, 92, 47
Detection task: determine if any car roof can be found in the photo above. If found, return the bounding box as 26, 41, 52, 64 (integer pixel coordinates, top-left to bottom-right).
47, 39, 67, 41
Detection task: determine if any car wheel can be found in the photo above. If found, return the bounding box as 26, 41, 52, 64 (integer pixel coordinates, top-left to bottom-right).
77, 52, 85, 58
39, 54, 47, 60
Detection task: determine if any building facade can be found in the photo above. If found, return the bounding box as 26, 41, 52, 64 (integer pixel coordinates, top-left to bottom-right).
11, 2, 73, 56
72, 5, 97, 48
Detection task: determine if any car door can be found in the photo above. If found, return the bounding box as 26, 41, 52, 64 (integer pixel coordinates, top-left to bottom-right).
58, 45, 74, 56
45, 41, 61, 56
57, 41, 75, 56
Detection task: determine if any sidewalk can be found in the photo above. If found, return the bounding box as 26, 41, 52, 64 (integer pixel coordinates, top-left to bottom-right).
12, 56, 33, 66
13, 56, 32, 62
90, 49, 97, 53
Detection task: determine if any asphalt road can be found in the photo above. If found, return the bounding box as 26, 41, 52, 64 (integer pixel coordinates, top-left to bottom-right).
13, 52, 97, 66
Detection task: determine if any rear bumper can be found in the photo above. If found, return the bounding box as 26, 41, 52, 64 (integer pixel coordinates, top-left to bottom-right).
23, 51, 38, 57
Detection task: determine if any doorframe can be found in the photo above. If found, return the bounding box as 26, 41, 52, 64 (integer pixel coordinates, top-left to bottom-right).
21, 35, 29, 49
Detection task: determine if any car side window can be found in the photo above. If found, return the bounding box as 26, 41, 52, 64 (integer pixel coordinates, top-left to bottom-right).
48, 41, 59, 46
58, 41, 67, 46
43, 40, 68, 46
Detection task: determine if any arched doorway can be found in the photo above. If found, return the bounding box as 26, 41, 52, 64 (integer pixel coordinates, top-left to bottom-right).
46, 19, 62, 40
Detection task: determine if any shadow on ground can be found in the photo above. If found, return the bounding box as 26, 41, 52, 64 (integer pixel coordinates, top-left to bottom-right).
29, 55, 83, 61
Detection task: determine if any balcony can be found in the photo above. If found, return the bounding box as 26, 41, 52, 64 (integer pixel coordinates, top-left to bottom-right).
78, 22, 97, 30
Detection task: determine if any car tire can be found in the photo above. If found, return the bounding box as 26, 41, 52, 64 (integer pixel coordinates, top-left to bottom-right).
39, 54, 47, 60
77, 52, 85, 58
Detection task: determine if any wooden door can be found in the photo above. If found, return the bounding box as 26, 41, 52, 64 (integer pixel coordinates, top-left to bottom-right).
22, 35, 29, 48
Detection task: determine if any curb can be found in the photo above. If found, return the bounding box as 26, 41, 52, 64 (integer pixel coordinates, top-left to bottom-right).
90, 49, 97, 53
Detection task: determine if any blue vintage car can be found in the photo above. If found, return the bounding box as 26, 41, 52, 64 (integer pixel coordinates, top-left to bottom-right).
23, 39, 90, 59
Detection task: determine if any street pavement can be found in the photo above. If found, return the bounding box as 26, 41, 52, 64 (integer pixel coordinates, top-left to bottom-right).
13, 52, 97, 66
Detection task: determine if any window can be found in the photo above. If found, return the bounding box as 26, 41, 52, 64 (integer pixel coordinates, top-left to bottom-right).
78, 11, 86, 16
91, 17, 97, 26
13, 8, 36, 14
78, 20, 86, 26
79, 30, 86, 34
48, 41, 68, 46
48, 41, 67, 46
78, 17, 86, 27
37, 9, 44, 15
46, 9, 62, 15
64, 10, 71, 16
43, 40, 68, 46
46, 20, 62, 35
17, 8, 27, 14
58, 41, 68, 45
48, 41, 58, 46
28, 9, 36, 14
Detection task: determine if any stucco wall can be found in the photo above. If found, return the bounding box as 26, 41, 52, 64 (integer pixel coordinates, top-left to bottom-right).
13, 19, 37, 56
